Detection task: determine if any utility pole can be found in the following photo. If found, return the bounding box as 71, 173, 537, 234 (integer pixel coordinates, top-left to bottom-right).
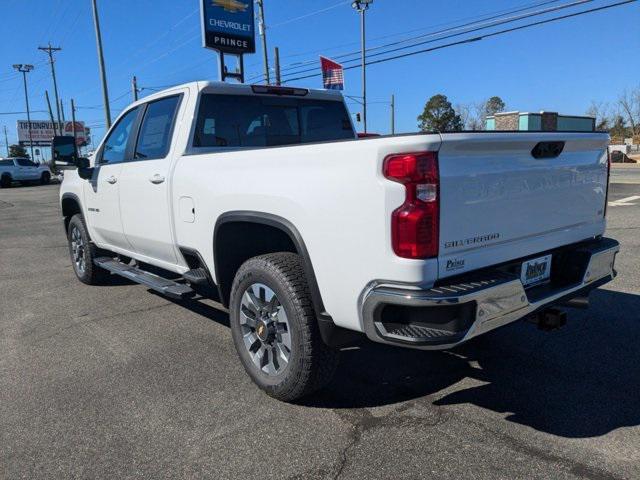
352, 0, 372, 133
3, 126, 9, 157
38, 43, 63, 134
70, 99, 78, 146
60, 98, 66, 123
132, 75, 139, 101
256, 0, 270, 84
45, 90, 56, 130
91, 0, 112, 129
274, 47, 281, 86
12, 64, 35, 160
390, 94, 395, 135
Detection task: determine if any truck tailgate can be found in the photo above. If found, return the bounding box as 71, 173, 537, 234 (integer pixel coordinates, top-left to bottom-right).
437, 132, 609, 279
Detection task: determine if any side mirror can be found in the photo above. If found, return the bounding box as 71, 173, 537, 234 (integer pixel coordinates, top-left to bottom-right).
76, 157, 93, 180
51, 136, 78, 170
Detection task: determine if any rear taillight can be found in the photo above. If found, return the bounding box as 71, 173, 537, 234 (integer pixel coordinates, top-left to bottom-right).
383, 152, 439, 259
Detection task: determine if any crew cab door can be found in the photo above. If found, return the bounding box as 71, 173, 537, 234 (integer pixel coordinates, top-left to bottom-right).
14, 158, 39, 180
83, 107, 140, 249
118, 94, 183, 266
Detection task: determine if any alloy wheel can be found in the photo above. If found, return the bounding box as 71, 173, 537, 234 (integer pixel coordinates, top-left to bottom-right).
239, 283, 292, 376
70, 226, 86, 274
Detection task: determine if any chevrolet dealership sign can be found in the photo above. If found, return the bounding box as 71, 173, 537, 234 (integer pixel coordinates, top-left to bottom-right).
201, 0, 256, 54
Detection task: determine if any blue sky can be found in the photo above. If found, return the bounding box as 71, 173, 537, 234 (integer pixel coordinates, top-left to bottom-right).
1, 0, 638, 147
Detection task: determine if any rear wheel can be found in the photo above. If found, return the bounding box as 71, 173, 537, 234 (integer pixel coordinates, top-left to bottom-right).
0, 174, 11, 188
67, 214, 109, 285
40, 171, 51, 185
230, 253, 339, 402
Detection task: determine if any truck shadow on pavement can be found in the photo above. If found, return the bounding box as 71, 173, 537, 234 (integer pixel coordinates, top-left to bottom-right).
304, 288, 640, 439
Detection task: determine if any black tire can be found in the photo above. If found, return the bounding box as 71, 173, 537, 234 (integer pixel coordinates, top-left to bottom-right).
229, 252, 339, 402
40, 171, 51, 185
67, 214, 109, 285
0, 174, 11, 188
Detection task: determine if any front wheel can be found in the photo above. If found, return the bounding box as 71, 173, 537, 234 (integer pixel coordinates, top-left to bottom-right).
229, 253, 339, 402
67, 214, 109, 285
40, 172, 51, 185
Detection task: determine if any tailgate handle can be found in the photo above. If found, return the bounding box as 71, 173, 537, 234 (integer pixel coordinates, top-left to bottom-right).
531, 141, 565, 159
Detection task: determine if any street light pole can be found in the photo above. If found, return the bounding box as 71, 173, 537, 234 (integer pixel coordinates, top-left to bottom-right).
91, 0, 112, 129
352, 0, 372, 133
13, 64, 35, 160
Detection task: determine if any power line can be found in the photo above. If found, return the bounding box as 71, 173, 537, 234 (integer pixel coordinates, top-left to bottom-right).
76, 90, 130, 110
269, 1, 351, 28
280, 0, 595, 80
74, 7, 200, 100
110, 7, 199, 72
284, 0, 637, 83
0, 111, 49, 116
246, 0, 566, 79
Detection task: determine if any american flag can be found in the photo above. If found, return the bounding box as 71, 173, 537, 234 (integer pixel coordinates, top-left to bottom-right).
320, 56, 344, 91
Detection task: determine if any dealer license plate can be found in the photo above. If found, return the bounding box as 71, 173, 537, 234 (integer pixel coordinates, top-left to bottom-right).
520, 254, 552, 287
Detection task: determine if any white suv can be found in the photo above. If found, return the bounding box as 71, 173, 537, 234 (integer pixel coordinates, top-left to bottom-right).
0, 158, 52, 188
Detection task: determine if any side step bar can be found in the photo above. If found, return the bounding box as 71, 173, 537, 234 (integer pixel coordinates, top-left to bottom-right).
94, 257, 195, 300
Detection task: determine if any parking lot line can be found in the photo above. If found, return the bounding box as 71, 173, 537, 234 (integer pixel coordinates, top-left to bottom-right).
608, 195, 640, 206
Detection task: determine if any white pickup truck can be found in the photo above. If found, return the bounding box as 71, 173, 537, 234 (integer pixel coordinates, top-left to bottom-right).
56, 81, 619, 401
0, 157, 51, 187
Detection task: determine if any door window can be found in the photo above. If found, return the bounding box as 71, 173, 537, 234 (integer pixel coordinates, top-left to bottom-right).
16, 158, 37, 167
100, 107, 139, 164
134, 96, 181, 160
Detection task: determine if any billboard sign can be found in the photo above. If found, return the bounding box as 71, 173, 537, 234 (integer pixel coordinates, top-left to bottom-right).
201, 0, 256, 54
17, 120, 89, 147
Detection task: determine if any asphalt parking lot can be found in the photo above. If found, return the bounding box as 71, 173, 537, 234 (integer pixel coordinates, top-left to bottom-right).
1, 174, 639, 479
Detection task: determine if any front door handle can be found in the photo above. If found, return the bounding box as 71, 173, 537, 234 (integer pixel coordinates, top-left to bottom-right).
149, 174, 165, 184
105, 175, 117, 184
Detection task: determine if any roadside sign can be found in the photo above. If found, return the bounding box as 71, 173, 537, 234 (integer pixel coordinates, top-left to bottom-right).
17, 120, 89, 147
320, 56, 345, 91
201, 0, 256, 54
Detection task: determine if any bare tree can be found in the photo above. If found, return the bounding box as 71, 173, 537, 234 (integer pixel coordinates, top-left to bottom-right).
469, 101, 487, 130
618, 86, 640, 136
455, 102, 486, 130
586, 101, 612, 131
455, 103, 471, 130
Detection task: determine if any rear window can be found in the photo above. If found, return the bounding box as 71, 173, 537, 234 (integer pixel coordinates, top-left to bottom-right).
0, 159, 13, 166
193, 94, 354, 148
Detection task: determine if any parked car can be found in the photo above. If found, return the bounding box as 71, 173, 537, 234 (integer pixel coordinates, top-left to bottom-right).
0, 157, 52, 188
57, 81, 619, 401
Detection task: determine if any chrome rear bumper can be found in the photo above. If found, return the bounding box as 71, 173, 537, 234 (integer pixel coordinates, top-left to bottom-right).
361, 238, 619, 350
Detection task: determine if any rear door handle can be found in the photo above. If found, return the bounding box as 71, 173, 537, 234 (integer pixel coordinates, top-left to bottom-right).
105, 175, 117, 184
149, 174, 165, 184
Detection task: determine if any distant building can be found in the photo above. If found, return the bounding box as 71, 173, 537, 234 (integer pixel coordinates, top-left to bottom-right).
486, 111, 595, 132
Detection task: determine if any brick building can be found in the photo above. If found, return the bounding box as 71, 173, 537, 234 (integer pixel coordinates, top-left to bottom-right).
486, 111, 596, 132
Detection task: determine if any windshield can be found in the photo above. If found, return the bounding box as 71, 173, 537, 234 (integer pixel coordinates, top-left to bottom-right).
193, 94, 355, 148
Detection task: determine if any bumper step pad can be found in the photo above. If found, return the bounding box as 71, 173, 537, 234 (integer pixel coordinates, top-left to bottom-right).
183, 268, 209, 286
375, 322, 466, 344
94, 257, 195, 300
